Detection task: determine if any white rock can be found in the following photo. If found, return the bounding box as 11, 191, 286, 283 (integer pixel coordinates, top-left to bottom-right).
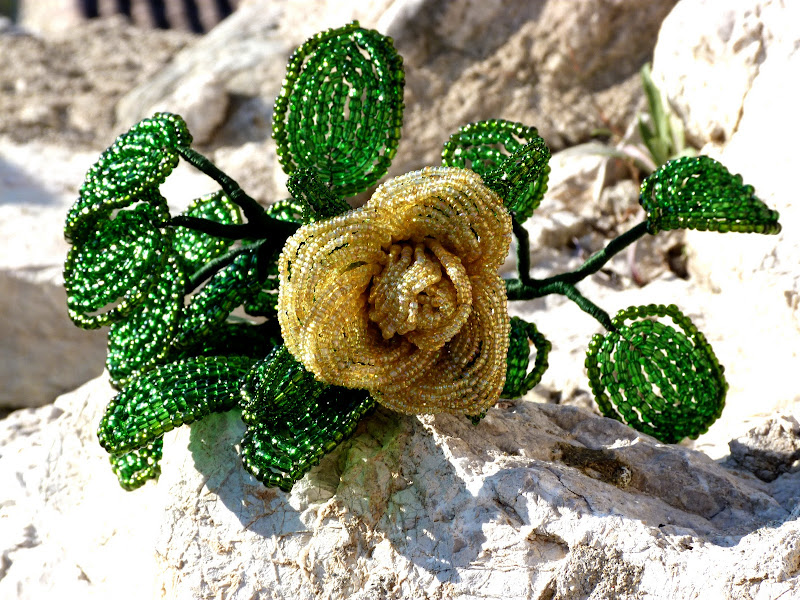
1, 374, 797, 599
143, 72, 229, 146
652, 0, 762, 145
0, 140, 107, 408
652, 0, 800, 439
0, 376, 162, 600
0, 138, 220, 409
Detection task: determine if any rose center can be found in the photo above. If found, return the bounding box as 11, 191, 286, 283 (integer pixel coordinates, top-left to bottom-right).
367, 238, 472, 351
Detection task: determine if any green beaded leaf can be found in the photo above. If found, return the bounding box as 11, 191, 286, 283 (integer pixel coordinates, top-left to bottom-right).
585, 303, 728, 444
501, 317, 552, 398
239, 345, 375, 492
65, 113, 191, 241
173, 190, 243, 274
106, 254, 187, 389
442, 119, 540, 176
265, 198, 307, 225
286, 169, 351, 222
243, 257, 280, 317
443, 120, 550, 222
272, 21, 405, 197
169, 320, 281, 363
640, 156, 782, 235
98, 355, 256, 454
174, 248, 263, 348
239, 346, 328, 425
64, 202, 171, 329
110, 437, 163, 491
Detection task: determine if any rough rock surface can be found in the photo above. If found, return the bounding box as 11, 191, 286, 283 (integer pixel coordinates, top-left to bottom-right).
652, 0, 800, 452
0, 13, 212, 409
115, 0, 678, 202
728, 416, 800, 483
0, 139, 217, 409
0, 142, 106, 408
1, 0, 799, 597
0, 17, 194, 148
1, 375, 798, 599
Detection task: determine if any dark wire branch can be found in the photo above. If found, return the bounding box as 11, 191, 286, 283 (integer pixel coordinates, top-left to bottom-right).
543, 221, 650, 287
506, 220, 650, 298
512, 217, 532, 285
506, 220, 650, 330
185, 243, 262, 293
546, 281, 614, 330
168, 216, 263, 240
171, 145, 301, 271
176, 145, 272, 229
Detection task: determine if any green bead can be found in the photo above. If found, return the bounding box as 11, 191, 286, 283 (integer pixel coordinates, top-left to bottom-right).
286, 168, 351, 222
265, 198, 308, 225
173, 190, 243, 274
242, 255, 281, 319
106, 253, 187, 389
585, 304, 727, 443
239, 346, 374, 491
63, 202, 172, 329
442, 119, 551, 222
110, 437, 163, 491
174, 248, 263, 348
98, 355, 256, 455
442, 119, 536, 173
501, 316, 552, 398
272, 22, 405, 197
65, 112, 189, 242
640, 156, 781, 235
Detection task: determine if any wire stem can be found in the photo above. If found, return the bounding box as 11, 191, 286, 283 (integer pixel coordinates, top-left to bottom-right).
185, 243, 260, 293
506, 220, 650, 330
506, 220, 650, 299
176, 146, 269, 227
512, 218, 532, 284
545, 220, 650, 286
169, 216, 261, 240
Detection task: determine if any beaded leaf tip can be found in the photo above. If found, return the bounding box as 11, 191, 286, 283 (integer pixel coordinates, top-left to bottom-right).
442, 119, 551, 223
641, 156, 782, 235
272, 21, 405, 197
62, 22, 783, 493
585, 304, 727, 444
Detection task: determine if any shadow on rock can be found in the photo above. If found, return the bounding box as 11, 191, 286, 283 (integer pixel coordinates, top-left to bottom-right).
178, 395, 795, 597
0, 270, 107, 409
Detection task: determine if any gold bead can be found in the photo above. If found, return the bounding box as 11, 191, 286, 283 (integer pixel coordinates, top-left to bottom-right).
277, 167, 512, 415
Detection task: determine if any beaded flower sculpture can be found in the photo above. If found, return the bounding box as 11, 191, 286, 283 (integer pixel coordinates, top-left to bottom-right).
63, 22, 782, 492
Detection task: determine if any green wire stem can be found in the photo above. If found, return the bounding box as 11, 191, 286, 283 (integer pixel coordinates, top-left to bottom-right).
176, 146, 267, 226
172, 147, 300, 256
506, 220, 650, 329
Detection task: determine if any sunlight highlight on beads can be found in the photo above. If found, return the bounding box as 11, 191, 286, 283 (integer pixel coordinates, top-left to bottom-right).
278, 167, 512, 415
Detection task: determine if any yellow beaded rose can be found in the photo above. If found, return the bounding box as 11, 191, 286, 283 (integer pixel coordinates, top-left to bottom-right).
277, 166, 512, 415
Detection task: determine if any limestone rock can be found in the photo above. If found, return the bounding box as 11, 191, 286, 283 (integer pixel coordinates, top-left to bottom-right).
0, 271, 107, 410
1, 374, 798, 599
728, 415, 800, 482
0, 138, 218, 409
0, 141, 105, 409
652, 0, 800, 424
115, 0, 678, 202
651, 0, 769, 147
114, 2, 290, 149
0, 377, 161, 600
0, 17, 194, 147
